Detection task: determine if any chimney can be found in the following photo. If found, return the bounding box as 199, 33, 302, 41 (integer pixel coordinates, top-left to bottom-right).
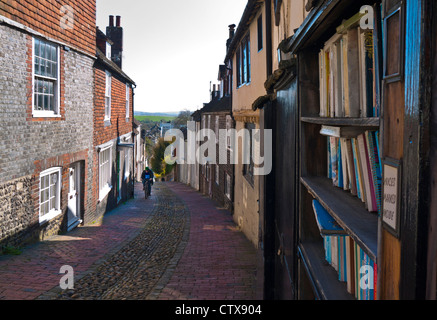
106, 15, 123, 68
226, 24, 236, 51
229, 24, 236, 38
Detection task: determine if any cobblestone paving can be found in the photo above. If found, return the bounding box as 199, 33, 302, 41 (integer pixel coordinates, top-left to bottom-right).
39, 183, 190, 300
1, 182, 258, 301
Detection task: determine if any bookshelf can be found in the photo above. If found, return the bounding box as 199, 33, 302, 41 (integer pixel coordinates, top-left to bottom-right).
297, 3, 382, 300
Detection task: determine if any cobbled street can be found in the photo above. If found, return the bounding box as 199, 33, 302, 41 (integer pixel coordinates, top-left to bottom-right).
0, 182, 258, 300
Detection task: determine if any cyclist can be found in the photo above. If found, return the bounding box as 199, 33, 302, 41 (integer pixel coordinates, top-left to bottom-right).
141, 167, 155, 196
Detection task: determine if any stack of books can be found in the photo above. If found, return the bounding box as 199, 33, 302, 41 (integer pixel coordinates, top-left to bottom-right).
323, 126, 382, 214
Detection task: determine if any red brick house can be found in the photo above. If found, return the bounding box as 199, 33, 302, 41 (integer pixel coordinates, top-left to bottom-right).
93, 16, 136, 221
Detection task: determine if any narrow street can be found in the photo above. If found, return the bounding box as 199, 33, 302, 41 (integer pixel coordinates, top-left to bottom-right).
0, 182, 258, 300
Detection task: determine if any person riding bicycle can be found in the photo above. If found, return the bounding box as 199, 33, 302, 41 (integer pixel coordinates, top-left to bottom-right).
141, 167, 154, 194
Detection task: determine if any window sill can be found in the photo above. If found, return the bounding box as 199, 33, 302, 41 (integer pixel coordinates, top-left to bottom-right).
98, 185, 112, 203
237, 82, 251, 89
39, 209, 62, 226
32, 111, 61, 118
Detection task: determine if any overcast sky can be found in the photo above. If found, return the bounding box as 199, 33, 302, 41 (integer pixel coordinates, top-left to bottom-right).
96, 0, 248, 114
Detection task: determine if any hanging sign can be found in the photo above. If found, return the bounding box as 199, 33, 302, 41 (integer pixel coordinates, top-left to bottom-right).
382, 158, 401, 238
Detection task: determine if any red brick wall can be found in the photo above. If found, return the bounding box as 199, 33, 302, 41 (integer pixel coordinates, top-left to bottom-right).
92, 65, 134, 213
0, 0, 96, 56
94, 67, 133, 147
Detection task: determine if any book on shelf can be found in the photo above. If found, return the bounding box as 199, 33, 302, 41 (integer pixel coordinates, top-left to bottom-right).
319, 11, 378, 118
366, 131, 382, 215
357, 134, 375, 212
340, 138, 349, 191
322, 233, 377, 300
320, 125, 372, 139
312, 199, 346, 236
325, 131, 381, 214
312, 200, 377, 300
330, 137, 339, 187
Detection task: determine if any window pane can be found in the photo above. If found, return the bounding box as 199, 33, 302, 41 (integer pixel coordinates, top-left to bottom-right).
49, 81, 54, 95
40, 175, 46, 189
50, 197, 56, 211
51, 46, 57, 62
52, 62, 58, 78
44, 175, 50, 188
34, 57, 40, 74
44, 95, 49, 111
38, 94, 43, 110
40, 42, 46, 59
47, 61, 52, 77
46, 43, 51, 61
41, 203, 46, 215
35, 39, 40, 56
40, 59, 46, 75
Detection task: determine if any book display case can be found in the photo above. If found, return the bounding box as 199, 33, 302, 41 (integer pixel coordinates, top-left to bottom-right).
273, 0, 434, 301
296, 2, 384, 300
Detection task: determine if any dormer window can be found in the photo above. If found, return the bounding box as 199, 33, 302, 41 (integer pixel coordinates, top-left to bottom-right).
106, 41, 112, 60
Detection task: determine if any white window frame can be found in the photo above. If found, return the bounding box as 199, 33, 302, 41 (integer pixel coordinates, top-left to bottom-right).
215, 116, 219, 142
126, 83, 130, 119
215, 164, 219, 185
225, 173, 232, 199
99, 144, 113, 201
32, 37, 61, 118
226, 115, 232, 151
106, 41, 112, 60
105, 71, 112, 121
39, 167, 62, 224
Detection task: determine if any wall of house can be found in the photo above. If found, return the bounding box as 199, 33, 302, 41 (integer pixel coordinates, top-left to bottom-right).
271, 0, 307, 71
233, 120, 260, 248
92, 66, 134, 223
232, 3, 267, 113
209, 112, 234, 212
0, 0, 96, 57
0, 24, 94, 248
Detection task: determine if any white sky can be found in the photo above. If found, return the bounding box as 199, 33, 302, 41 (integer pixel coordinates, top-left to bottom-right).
96, 0, 248, 113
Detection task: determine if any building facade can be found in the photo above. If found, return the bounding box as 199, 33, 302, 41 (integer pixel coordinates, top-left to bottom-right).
199, 89, 234, 213
0, 1, 96, 248
225, 0, 267, 248
93, 17, 136, 223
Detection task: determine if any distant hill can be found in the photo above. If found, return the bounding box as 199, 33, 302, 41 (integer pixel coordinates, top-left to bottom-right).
135, 115, 175, 123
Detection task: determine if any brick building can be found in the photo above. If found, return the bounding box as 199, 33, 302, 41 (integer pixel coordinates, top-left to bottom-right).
93, 16, 136, 222
0, 1, 96, 248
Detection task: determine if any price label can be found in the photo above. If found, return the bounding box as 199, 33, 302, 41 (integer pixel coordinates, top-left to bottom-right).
382, 159, 401, 237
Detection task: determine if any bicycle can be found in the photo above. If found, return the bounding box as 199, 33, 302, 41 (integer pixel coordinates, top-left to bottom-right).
143, 179, 152, 199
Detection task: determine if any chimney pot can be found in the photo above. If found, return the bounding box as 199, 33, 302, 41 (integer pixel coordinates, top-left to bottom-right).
116, 16, 121, 27
109, 15, 114, 27
228, 24, 236, 38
